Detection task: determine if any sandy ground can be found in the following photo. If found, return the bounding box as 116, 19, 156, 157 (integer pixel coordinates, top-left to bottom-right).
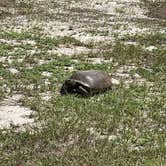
0, 0, 165, 129
0, 94, 34, 129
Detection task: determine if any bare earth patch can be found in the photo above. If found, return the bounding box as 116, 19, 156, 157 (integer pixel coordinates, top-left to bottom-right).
0, 94, 34, 129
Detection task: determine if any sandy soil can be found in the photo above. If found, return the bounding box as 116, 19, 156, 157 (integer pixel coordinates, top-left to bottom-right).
0, 94, 34, 129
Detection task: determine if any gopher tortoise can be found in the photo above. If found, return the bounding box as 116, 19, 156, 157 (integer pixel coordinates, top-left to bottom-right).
60, 70, 112, 96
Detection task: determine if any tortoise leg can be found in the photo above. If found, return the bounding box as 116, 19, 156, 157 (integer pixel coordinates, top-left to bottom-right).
77, 85, 89, 95
60, 83, 68, 94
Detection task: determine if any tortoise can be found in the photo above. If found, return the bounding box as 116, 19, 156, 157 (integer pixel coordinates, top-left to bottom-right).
60, 70, 112, 96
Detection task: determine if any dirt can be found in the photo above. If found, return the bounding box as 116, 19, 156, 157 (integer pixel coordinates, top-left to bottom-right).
143, 0, 166, 19
0, 94, 34, 129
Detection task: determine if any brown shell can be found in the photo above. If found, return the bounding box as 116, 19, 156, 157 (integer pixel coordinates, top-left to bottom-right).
60, 70, 112, 95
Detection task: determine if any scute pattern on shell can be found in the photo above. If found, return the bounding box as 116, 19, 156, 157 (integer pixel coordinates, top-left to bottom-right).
60, 70, 112, 96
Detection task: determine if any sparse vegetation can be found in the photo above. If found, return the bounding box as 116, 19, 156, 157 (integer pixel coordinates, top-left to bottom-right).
141, 0, 166, 19
0, 0, 165, 165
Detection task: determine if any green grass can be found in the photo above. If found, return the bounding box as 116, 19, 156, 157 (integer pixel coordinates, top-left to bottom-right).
0, 20, 166, 166
121, 32, 166, 47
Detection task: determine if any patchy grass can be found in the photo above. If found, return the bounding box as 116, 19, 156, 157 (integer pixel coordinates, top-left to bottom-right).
0, 0, 166, 165
0, 28, 165, 165
0, 31, 33, 40
121, 32, 166, 47
142, 0, 166, 19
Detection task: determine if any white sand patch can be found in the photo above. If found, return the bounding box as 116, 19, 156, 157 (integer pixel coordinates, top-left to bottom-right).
0, 56, 6, 63
91, 0, 148, 19
116, 64, 137, 73
0, 56, 22, 64
71, 59, 79, 63
43, 21, 74, 37
33, 3, 151, 36
27, 48, 38, 55
47, 46, 92, 56
7, 56, 13, 64
8, 68, 19, 74
0, 39, 36, 46
0, 94, 34, 129
145, 45, 157, 51
87, 57, 113, 64
40, 91, 52, 101
17, 58, 24, 63
0, 0, 159, 46
113, 26, 150, 37
0, 39, 20, 45
1, 84, 10, 93
38, 59, 51, 65
0, 56, 14, 64
111, 78, 120, 85
123, 41, 139, 46
41, 71, 52, 77
114, 73, 130, 78
22, 40, 36, 45
133, 73, 141, 79
44, 79, 50, 86
0, 106, 34, 128
26, 66, 34, 69
73, 34, 113, 43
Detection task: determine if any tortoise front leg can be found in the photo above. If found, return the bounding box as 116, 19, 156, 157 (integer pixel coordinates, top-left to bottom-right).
77, 85, 89, 95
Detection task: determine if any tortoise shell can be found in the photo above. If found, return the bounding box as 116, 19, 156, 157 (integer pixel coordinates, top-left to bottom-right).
60, 70, 112, 95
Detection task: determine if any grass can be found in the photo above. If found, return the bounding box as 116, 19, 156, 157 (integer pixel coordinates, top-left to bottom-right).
121, 32, 166, 47
0, 29, 165, 165
0, 1, 166, 165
